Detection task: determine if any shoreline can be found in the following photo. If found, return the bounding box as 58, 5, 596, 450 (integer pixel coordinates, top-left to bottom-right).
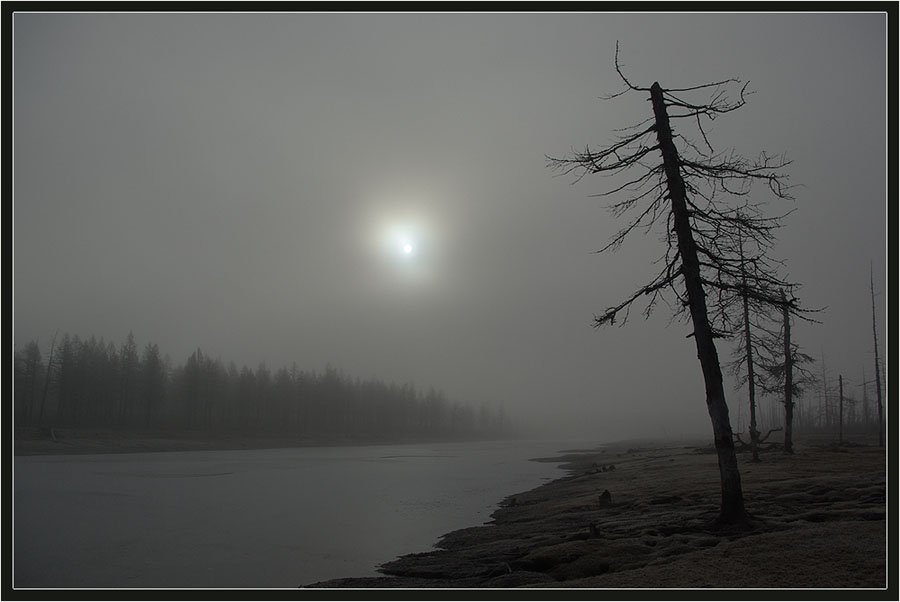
308, 437, 886, 589
13, 429, 887, 589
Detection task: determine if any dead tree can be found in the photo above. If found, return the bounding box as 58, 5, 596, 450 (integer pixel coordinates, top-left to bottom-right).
781, 290, 794, 453
870, 263, 884, 447
734, 426, 782, 452
726, 233, 821, 457
726, 230, 781, 462
727, 229, 821, 457
741, 278, 761, 462
728, 309, 778, 460
860, 367, 871, 429
839, 374, 844, 445
757, 314, 817, 450
821, 350, 831, 430
546, 44, 809, 526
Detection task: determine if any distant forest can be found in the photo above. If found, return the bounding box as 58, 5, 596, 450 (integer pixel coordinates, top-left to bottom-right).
13, 332, 511, 442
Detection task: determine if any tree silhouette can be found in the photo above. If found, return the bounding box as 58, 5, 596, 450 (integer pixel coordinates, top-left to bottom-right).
547, 45, 812, 525
870, 264, 884, 447
725, 234, 771, 462
16, 330, 504, 443
18, 341, 43, 427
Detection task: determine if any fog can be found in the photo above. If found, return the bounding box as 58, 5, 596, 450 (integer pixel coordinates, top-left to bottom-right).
13, 11, 888, 442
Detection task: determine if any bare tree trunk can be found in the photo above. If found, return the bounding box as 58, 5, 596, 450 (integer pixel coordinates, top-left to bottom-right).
821, 350, 830, 431
871, 264, 884, 447
861, 367, 870, 430
739, 235, 760, 462
782, 290, 794, 454
838, 374, 844, 445
650, 82, 745, 523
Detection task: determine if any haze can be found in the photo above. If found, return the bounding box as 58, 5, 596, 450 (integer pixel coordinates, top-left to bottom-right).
13, 12, 888, 442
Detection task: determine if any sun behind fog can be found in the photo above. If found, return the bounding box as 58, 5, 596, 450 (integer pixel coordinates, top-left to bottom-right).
383, 225, 419, 260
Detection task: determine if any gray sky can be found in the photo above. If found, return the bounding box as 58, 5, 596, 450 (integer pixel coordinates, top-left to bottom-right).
13, 11, 888, 441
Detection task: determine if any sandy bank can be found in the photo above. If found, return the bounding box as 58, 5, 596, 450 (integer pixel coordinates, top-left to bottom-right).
307, 438, 887, 590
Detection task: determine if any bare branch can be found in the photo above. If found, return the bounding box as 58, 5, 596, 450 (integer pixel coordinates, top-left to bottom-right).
611, 41, 652, 94
593, 260, 681, 328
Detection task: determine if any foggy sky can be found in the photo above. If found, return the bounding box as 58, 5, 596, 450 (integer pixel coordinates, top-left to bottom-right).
13, 11, 889, 441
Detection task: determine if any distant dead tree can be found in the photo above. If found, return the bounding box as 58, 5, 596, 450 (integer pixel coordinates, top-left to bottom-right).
725, 232, 769, 461
726, 231, 821, 457
772, 288, 817, 454
860, 366, 872, 429
870, 263, 884, 447
547, 44, 815, 526
839, 374, 844, 445
753, 302, 817, 451
725, 231, 792, 461
820, 350, 832, 430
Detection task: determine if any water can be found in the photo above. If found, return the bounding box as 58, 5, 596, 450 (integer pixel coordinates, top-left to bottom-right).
14, 439, 581, 588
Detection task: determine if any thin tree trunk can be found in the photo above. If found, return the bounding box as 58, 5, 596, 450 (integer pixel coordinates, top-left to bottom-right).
861, 367, 870, 430
739, 234, 760, 462
821, 350, 829, 431
838, 374, 844, 445
871, 264, 884, 447
782, 290, 794, 454
650, 82, 745, 523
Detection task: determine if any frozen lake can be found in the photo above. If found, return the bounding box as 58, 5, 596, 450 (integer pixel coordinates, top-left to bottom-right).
14, 439, 582, 588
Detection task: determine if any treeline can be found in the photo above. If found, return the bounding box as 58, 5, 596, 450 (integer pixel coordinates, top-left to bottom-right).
13, 332, 510, 441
